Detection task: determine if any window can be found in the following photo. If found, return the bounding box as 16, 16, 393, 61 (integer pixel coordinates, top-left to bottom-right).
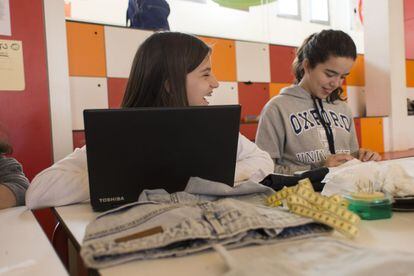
310, 0, 330, 25
277, 0, 300, 20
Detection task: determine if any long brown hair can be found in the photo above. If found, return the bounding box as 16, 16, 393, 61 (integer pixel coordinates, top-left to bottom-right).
292, 29, 357, 103
122, 32, 211, 108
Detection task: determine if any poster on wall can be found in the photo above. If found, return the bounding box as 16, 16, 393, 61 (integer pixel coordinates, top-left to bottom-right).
0, 0, 11, 36
0, 40, 25, 91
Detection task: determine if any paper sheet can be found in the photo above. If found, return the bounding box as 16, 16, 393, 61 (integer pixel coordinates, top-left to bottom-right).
0, 39, 25, 91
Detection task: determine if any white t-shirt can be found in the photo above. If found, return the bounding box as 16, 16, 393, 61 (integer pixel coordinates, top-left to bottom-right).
26, 134, 273, 209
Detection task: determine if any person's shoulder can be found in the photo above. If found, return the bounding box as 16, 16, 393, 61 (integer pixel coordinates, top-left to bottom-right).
0, 156, 22, 170
0, 156, 20, 165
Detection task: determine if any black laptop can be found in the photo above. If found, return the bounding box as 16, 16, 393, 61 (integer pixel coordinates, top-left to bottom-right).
84, 105, 241, 211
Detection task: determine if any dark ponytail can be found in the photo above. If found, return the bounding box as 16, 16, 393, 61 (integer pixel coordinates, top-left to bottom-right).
292, 33, 317, 87
292, 29, 357, 103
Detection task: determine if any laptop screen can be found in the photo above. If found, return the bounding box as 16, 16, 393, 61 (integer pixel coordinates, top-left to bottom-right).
84, 105, 241, 211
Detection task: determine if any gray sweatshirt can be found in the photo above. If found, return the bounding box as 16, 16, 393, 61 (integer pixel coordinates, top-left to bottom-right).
0, 156, 29, 205
256, 85, 359, 175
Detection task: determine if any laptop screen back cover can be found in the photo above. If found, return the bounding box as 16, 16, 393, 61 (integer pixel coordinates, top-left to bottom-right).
84, 105, 240, 211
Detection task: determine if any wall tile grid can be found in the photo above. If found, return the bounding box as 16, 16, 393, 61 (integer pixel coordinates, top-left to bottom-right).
68, 22, 414, 152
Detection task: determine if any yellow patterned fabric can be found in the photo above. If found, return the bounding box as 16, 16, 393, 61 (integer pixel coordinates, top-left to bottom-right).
266, 178, 360, 238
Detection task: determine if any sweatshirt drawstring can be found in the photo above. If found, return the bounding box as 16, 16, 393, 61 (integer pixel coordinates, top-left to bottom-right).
312, 96, 335, 154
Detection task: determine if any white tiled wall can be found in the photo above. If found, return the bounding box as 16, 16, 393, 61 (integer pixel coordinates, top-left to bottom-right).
105, 26, 153, 78
208, 82, 239, 105
70, 77, 109, 130
235, 41, 270, 83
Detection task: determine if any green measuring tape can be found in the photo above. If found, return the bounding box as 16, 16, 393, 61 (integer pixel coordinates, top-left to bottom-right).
266, 179, 360, 238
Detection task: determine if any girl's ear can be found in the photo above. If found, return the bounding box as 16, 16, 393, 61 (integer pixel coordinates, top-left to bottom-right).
164, 79, 170, 93
302, 58, 310, 74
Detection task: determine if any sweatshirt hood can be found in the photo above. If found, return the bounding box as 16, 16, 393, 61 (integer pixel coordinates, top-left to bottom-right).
280, 85, 313, 100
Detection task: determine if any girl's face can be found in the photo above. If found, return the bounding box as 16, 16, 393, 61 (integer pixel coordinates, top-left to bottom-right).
186, 55, 219, 106
300, 55, 354, 99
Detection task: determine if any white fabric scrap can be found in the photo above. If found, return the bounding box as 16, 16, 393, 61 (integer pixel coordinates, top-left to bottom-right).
322, 159, 414, 197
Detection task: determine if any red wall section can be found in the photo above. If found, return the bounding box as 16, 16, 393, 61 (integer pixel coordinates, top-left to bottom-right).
238, 82, 270, 122
108, 78, 128, 108
0, 0, 52, 180
240, 123, 258, 141
405, 0, 414, 59
73, 131, 86, 149
405, 19, 414, 59
405, 0, 414, 20
0, 0, 54, 240
269, 45, 296, 83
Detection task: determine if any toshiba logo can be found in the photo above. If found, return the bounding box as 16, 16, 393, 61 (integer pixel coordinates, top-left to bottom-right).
99, 196, 125, 203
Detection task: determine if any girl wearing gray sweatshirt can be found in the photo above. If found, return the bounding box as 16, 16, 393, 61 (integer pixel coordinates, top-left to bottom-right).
256, 30, 381, 175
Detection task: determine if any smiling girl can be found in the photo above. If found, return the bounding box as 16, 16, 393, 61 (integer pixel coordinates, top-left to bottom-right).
26, 32, 273, 209
256, 29, 381, 175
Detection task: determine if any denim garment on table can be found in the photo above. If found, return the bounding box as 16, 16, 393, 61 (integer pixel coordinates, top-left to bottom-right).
80, 177, 331, 269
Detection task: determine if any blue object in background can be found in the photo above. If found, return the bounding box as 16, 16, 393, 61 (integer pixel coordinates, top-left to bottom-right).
127, 0, 170, 31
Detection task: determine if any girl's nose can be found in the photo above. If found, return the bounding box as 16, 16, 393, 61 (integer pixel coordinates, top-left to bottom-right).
211, 75, 219, 88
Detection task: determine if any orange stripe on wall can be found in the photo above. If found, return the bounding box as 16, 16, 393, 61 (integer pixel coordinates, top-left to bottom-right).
347, 54, 365, 86
199, 36, 237, 82
360, 117, 384, 153
66, 22, 106, 77
269, 83, 290, 99
406, 59, 414, 87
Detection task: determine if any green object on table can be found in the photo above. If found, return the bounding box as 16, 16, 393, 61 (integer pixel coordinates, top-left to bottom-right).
345, 194, 393, 220
212, 0, 277, 10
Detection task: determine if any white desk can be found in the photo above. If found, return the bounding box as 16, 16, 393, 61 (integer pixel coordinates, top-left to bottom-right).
0, 207, 68, 276
55, 203, 414, 275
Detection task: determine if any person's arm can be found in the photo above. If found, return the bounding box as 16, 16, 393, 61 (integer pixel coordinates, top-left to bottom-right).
0, 157, 29, 208
26, 146, 90, 209
256, 103, 312, 175
234, 134, 274, 183
273, 162, 311, 175
0, 185, 17, 209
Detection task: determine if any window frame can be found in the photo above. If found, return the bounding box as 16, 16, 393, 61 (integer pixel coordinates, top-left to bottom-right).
309, 0, 331, 25
276, 0, 301, 21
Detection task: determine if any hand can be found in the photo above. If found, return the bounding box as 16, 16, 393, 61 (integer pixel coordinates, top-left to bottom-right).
358, 148, 382, 162
324, 153, 354, 167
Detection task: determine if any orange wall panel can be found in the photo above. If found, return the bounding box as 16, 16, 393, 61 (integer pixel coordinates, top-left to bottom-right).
407, 59, 414, 87
347, 54, 365, 86
199, 36, 237, 81
269, 83, 290, 99
360, 117, 384, 153
67, 22, 106, 77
